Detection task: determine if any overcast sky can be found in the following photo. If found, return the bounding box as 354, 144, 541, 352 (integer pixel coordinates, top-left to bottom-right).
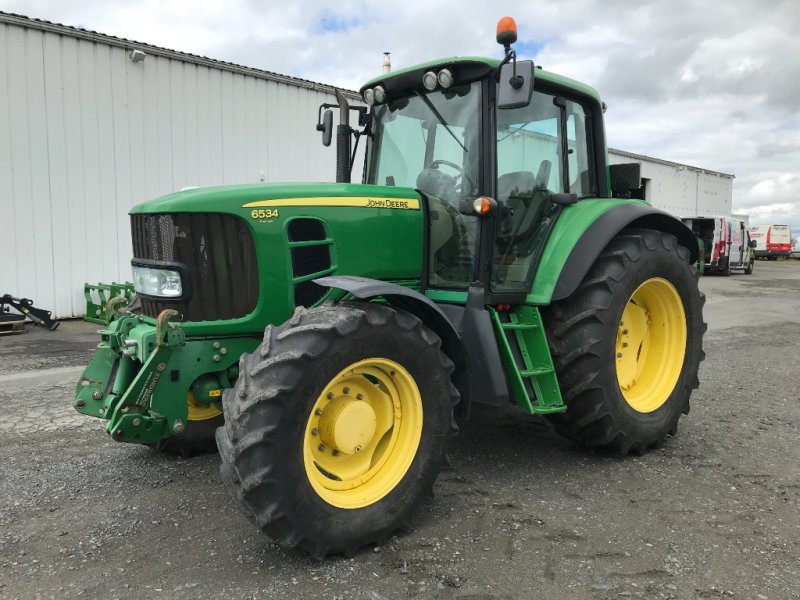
3, 0, 799, 228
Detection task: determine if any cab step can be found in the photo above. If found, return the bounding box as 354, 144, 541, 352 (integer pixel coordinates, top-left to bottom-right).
490, 305, 565, 415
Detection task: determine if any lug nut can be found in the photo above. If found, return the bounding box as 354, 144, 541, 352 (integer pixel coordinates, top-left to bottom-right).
92, 390, 103, 400
220, 348, 227, 355
356, 393, 363, 400
343, 387, 350, 395
327, 392, 334, 400
622, 329, 629, 335
332, 449, 340, 457
622, 342, 628, 347
213, 341, 221, 349
617, 353, 623, 358
311, 428, 319, 436
314, 408, 323, 416
75, 400, 85, 408
81, 379, 90, 388
318, 444, 326, 452
212, 354, 221, 362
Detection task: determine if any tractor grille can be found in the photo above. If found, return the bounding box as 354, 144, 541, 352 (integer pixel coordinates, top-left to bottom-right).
287, 218, 332, 308
130, 213, 258, 321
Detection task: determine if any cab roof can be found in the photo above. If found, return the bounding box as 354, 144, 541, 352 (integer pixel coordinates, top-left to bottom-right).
360, 55, 601, 103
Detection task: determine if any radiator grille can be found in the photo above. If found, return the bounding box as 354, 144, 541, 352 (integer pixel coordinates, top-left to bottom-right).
130, 213, 258, 321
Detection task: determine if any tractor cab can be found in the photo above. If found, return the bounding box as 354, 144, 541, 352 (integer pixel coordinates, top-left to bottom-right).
319, 18, 613, 304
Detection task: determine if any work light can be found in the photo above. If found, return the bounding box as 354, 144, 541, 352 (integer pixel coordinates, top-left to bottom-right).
437, 69, 453, 88
422, 71, 438, 91
363, 88, 375, 105
373, 85, 386, 103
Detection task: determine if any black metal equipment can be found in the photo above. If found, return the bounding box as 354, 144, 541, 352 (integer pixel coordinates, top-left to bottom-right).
1, 294, 60, 331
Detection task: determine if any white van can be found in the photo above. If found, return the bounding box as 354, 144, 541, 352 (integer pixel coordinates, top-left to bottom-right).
682, 216, 754, 275
749, 224, 792, 259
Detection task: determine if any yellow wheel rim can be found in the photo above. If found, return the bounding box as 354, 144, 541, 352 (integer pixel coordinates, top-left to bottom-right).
303, 358, 423, 509
186, 391, 222, 421
615, 278, 687, 413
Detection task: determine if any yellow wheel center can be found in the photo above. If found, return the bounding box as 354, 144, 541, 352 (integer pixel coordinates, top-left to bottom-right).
319, 398, 377, 455
615, 277, 687, 413
303, 358, 423, 510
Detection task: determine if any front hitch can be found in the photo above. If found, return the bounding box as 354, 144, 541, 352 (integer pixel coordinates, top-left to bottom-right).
74, 310, 257, 445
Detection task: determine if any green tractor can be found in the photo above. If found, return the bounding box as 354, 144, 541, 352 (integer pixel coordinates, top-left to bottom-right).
74, 17, 704, 557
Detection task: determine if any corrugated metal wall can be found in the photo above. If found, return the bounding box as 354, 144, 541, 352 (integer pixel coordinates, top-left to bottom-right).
609, 150, 734, 218
0, 17, 355, 318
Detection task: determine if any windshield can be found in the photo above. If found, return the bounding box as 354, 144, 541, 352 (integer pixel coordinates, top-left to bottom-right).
366, 82, 480, 196
366, 82, 482, 288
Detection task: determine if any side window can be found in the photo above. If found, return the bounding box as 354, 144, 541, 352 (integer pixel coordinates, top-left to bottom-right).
566, 100, 592, 195
492, 92, 593, 293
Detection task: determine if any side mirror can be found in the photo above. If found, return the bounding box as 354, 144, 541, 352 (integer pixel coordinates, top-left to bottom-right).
317, 109, 333, 147
498, 60, 535, 109
609, 163, 641, 197
750, 239, 758, 248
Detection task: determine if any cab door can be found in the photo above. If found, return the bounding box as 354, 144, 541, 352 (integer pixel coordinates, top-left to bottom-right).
489, 90, 595, 296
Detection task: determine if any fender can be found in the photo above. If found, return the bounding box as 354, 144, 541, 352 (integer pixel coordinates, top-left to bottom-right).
314, 275, 472, 413
528, 200, 699, 304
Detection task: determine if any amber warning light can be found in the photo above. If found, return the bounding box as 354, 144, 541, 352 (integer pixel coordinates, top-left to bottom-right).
473, 196, 496, 216
496, 16, 518, 47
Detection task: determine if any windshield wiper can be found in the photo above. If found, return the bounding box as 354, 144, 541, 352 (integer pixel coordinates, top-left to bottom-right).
413, 90, 467, 153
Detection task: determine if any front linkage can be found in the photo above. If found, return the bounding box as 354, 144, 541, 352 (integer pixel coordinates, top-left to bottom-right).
74, 309, 257, 445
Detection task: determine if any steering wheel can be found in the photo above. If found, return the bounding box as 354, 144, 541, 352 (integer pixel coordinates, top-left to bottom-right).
429, 159, 464, 181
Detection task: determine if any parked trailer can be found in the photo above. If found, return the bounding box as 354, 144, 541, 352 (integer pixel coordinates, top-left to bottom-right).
682, 216, 754, 275
750, 224, 791, 260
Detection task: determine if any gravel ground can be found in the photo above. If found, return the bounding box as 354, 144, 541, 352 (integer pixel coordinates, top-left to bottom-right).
1, 260, 798, 600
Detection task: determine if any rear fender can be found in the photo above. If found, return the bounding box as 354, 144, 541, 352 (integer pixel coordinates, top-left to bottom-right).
528, 200, 698, 304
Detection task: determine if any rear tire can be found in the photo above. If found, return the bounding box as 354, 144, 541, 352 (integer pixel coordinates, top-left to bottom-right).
216, 302, 458, 557
542, 229, 705, 454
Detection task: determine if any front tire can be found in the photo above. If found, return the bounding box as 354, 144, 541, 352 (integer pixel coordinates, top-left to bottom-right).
148, 393, 222, 457
542, 229, 705, 454
216, 302, 458, 557
744, 256, 754, 274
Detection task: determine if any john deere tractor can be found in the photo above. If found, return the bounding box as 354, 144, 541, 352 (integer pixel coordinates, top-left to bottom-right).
74, 17, 704, 557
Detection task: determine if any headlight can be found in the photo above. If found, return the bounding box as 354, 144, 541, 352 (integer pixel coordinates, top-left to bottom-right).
132, 263, 185, 298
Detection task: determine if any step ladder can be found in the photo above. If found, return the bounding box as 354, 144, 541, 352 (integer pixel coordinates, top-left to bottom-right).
490, 305, 566, 414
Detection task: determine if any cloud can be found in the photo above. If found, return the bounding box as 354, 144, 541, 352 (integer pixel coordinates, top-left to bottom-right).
1, 0, 799, 227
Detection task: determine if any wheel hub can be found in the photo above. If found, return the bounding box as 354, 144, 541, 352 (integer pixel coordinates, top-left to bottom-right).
319, 396, 377, 455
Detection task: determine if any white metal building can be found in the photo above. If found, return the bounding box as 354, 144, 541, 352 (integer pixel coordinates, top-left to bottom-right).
608, 149, 735, 217
1, 13, 736, 319
0, 12, 360, 318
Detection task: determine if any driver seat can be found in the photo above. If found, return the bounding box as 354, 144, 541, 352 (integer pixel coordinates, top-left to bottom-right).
497, 160, 552, 242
